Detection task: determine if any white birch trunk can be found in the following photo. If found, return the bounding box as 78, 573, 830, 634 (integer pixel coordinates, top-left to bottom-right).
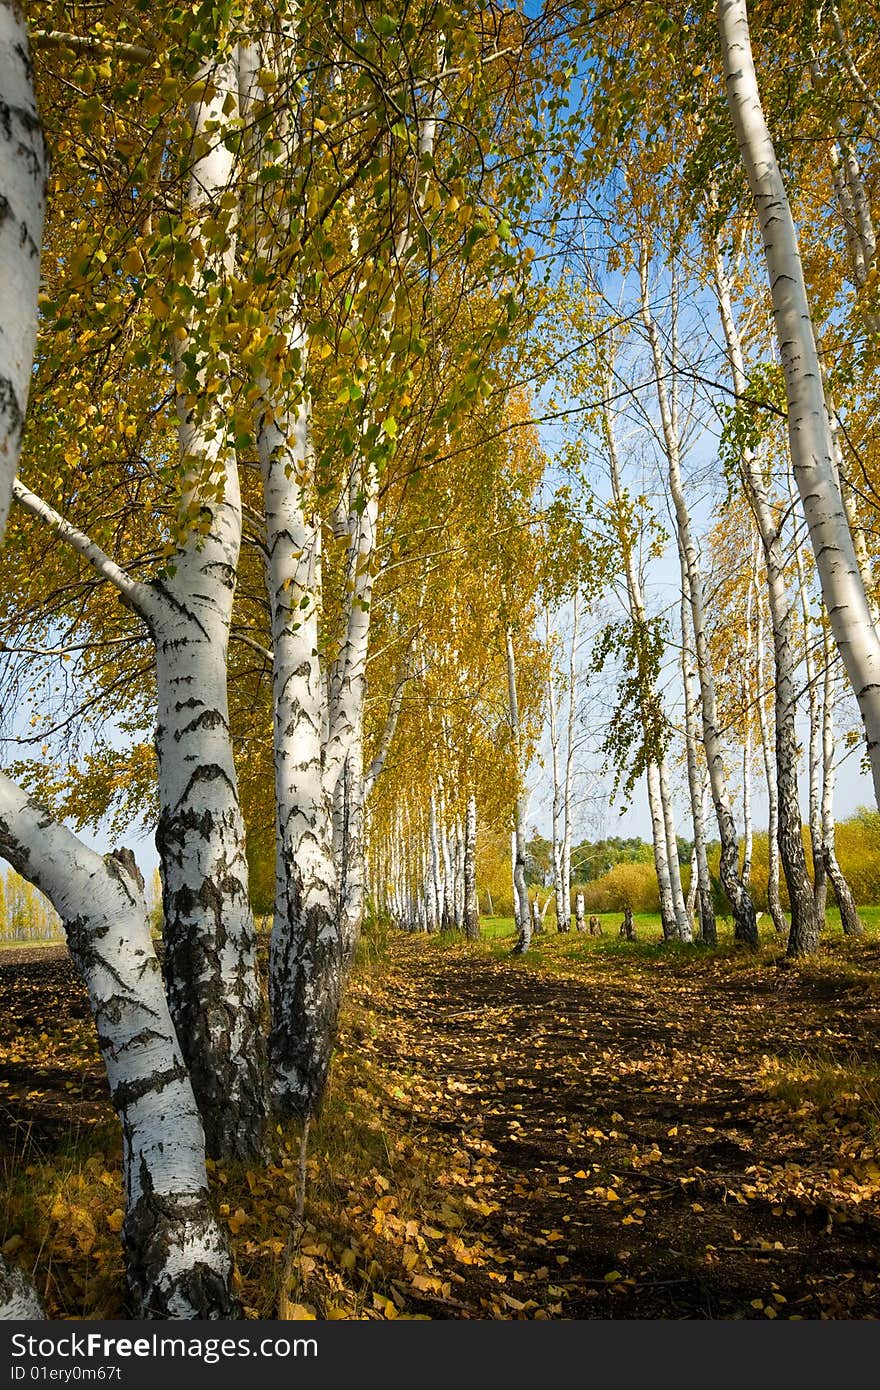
753, 553, 788, 936
680, 572, 717, 944
464, 792, 479, 940
453, 816, 465, 930
0, 1, 45, 544
603, 374, 687, 939
574, 891, 586, 934
658, 753, 691, 940
546, 629, 568, 932
718, 0, 880, 810
711, 233, 815, 948
742, 575, 754, 888
639, 243, 757, 943
0, 776, 235, 1318
151, 52, 267, 1155
325, 470, 378, 958
440, 808, 454, 930
325, 85, 441, 957
562, 592, 579, 926
0, 1251, 42, 1319
259, 387, 338, 1116
646, 759, 677, 936
506, 627, 532, 953
239, 33, 340, 1118
794, 528, 827, 922
821, 623, 864, 936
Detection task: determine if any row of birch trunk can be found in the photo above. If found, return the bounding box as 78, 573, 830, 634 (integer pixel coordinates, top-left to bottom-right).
0, 11, 467, 1318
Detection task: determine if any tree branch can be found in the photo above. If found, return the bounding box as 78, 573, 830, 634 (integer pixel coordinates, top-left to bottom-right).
12, 480, 158, 624
30, 31, 152, 63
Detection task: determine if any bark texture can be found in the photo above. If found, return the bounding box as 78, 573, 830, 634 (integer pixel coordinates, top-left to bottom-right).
0, 0, 45, 543
506, 627, 532, 953
719, 0, 880, 810
464, 793, 480, 940
639, 245, 757, 944
0, 1250, 42, 1319
821, 625, 864, 938
710, 236, 816, 950
152, 50, 267, 1153
0, 777, 236, 1318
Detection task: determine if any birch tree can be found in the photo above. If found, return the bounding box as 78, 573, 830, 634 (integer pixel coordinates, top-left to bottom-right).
599, 427, 686, 938
506, 624, 532, 953
638, 241, 757, 944
820, 620, 864, 937
10, 41, 268, 1154
0, 0, 45, 545
710, 233, 817, 952
718, 0, 880, 813
0, 779, 236, 1316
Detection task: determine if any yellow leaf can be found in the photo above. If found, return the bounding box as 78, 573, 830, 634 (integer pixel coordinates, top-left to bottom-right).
279, 1299, 316, 1320
106, 1209, 125, 1233
228, 1207, 248, 1234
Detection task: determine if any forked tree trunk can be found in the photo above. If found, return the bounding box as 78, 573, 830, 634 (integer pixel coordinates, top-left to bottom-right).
240, 35, 340, 1119
10, 475, 267, 1158
710, 236, 814, 947
0, 0, 45, 544
0, 777, 236, 1318
639, 243, 757, 943
259, 394, 339, 1117
8, 50, 266, 1158
719, 0, 880, 811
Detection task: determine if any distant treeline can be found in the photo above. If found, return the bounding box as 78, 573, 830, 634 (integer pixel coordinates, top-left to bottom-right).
508, 810, 880, 916
0, 868, 63, 941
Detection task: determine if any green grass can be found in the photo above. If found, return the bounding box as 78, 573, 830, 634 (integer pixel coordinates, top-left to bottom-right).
0, 936, 64, 952
457, 907, 880, 967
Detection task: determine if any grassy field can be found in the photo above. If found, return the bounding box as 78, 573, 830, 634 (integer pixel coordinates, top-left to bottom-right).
475, 905, 880, 946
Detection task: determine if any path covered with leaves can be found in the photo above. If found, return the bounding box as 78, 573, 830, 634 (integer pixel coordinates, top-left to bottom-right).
2, 931, 879, 1318
333, 932, 880, 1318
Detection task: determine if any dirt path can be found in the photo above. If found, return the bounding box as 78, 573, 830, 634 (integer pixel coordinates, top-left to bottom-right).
2, 933, 879, 1318
350, 934, 880, 1318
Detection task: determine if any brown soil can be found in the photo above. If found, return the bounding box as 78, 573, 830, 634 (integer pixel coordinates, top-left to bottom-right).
2, 934, 879, 1319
